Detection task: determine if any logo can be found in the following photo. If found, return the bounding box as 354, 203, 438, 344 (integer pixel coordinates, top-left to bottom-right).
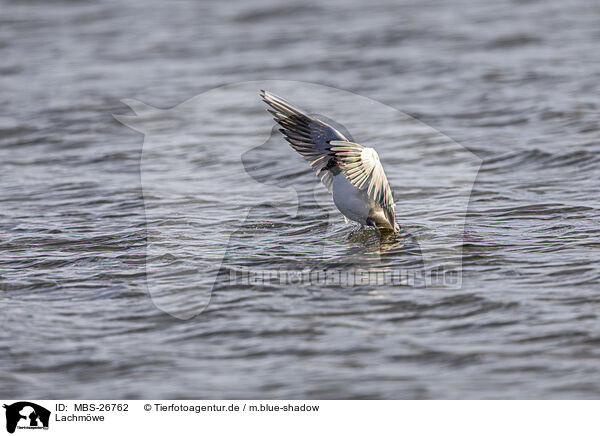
115, 81, 481, 320
3, 402, 50, 434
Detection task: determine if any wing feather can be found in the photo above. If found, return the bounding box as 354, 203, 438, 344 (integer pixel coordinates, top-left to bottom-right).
260, 90, 349, 192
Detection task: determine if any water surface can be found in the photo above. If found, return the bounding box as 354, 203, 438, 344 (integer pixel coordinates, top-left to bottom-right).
1, 0, 599, 399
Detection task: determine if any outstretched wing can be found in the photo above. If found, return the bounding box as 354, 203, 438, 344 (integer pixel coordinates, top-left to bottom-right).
329, 140, 396, 228
260, 90, 348, 192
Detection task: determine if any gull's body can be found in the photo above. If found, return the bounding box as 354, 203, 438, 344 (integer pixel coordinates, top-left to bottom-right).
260, 90, 399, 232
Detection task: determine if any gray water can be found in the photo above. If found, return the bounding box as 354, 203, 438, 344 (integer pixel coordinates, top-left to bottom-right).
1, 0, 599, 399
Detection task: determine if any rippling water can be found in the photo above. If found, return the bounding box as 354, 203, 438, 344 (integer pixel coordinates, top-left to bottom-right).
1, 0, 599, 399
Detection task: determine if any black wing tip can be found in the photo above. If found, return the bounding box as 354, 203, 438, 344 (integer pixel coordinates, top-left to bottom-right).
259, 89, 272, 107
259, 89, 269, 104
260, 90, 280, 113
259, 89, 277, 102
259, 90, 308, 118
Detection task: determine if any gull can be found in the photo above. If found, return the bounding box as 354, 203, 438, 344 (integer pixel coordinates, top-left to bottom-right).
260, 90, 399, 232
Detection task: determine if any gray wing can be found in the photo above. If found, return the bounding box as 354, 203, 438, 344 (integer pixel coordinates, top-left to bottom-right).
329, 140, 397, 229
260, 90, 348, 192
